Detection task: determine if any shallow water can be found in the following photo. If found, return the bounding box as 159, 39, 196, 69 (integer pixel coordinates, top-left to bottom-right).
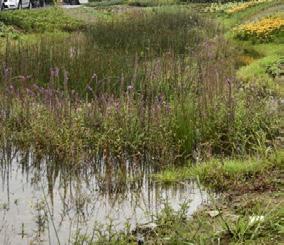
0, 149, 208, 245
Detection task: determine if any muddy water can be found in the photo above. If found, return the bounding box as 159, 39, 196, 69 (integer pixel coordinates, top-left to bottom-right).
0, 149, 208, 245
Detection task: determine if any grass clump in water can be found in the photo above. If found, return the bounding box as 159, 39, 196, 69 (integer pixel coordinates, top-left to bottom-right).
0, 8, 279, 163
88, 151, 283, 244
154, 150, 283, 192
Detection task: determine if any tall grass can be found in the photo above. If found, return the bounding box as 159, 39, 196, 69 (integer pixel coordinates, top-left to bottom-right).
1, 9, 216, 94
0, 8, 279, 164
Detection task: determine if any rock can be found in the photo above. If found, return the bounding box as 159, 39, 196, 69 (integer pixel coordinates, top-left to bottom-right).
207, 210, 221, 218
138, 222, 157, 230
249, 215, 265, 226
137, 234, 144, 245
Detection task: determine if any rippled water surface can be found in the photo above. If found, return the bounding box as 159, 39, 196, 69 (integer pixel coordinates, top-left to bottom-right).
0, 149, 208, 244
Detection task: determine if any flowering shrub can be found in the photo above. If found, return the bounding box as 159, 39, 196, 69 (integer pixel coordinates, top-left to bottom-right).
204, 3, 232, 13
225, 0, 268, 14
205, 0, 272, 14
234, 16, 284, 42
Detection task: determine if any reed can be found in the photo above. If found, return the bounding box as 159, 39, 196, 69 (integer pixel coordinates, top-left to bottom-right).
0, 8, 278, 165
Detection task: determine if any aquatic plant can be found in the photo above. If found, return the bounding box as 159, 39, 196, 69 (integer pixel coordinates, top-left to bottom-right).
0, 8, 279, 165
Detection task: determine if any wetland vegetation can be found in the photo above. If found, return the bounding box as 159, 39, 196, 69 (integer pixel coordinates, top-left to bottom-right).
0, 0, 283, 244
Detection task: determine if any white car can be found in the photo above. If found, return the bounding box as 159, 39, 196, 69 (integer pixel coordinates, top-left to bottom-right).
1, 0, 32, 10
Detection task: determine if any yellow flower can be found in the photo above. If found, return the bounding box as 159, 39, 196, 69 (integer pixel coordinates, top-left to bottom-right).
225, 0, 272, 14
234, 16, 284, 41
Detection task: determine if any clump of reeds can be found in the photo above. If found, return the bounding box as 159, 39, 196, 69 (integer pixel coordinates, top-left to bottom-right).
0, 8, 279, 165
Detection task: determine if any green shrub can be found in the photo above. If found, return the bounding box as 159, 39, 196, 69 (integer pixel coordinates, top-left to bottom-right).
0, 8, 83, 33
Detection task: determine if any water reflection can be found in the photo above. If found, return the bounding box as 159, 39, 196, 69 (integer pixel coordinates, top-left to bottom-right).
0, 146, 208, 244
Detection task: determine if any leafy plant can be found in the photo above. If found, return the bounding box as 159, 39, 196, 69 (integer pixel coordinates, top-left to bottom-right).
0, 8, 83, 33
